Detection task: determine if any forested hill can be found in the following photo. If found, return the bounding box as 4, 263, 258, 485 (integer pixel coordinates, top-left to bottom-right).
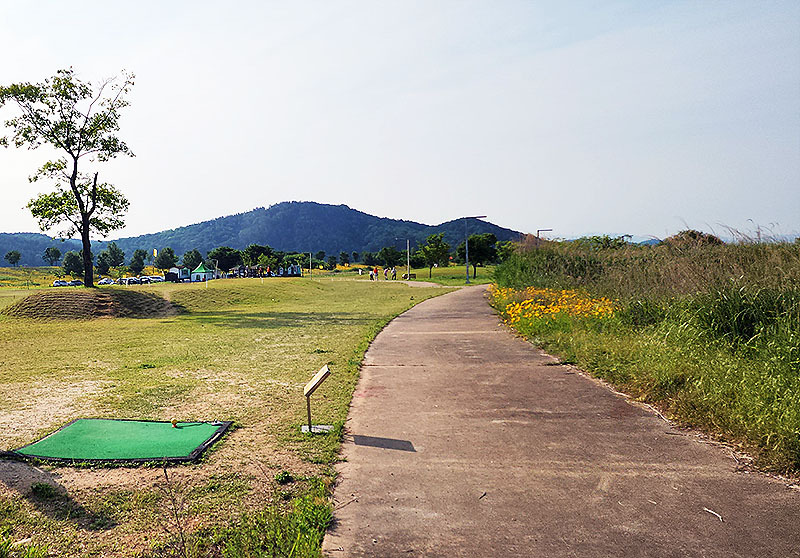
0, 202, 523, 266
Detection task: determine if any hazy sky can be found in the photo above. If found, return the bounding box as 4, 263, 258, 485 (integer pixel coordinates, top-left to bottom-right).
1, 1, 798, 240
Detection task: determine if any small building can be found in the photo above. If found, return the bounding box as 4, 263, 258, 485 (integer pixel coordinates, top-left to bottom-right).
167, 266, 191, 282
191, 263, 216, 282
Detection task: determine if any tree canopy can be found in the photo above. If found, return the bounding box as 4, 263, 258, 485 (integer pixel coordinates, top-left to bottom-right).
129, 249, 146, 276
43, 246, 61, 266
106, 241, 125, 267
242, 244, 273, 267
182, 249, 203, 270
0, 68, 134, 287
377, 246, 403, 268
456, 233, 498, 278
419, 233, 450, 278
95, 250, 112, 276
207, 246, 242, 271
154, 247, 177, 271
4, 250, 21, 267
62, 251, 82, 276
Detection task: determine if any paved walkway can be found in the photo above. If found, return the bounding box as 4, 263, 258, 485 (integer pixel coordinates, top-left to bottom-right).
323, 286, 799, 557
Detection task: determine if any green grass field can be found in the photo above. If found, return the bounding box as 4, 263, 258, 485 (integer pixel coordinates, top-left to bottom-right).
320, 264, 495, 286
0, 277, 450, 556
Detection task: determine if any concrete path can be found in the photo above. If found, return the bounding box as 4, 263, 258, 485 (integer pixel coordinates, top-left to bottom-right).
323, 286, 799, 557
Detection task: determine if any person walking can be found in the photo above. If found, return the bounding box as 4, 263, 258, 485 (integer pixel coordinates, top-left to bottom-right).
384, 268, 389, 280
391, 267, 397, 280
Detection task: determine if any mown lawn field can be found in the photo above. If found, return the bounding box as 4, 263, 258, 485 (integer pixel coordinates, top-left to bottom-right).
320, 264, 495, 286
0, 277, 450, 556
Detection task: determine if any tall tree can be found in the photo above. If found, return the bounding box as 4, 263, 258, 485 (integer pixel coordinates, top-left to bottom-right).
315, 251, 326, 262
154, 247, 177, 271
419, 233, 450, 278
207, 246, 242, 271
105, 241, 125, 267
4, 250, 21, 267
128, 249, 146, 276
362, 251, 379, 266
62, 251, 83, 276
351, 251, 359, 263
43, 246, 61, 266
182, 249, 203, 270
242, 244, 273, 266
377, 246, 403, 268
456, 233, 498, 278
95, 251, 112, 276
339, 251, 350, 266
0, 68, 134, 287
327, 255, 338, 270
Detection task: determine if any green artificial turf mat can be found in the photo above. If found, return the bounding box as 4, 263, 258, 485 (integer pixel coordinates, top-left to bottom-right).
13, 418, 231, 463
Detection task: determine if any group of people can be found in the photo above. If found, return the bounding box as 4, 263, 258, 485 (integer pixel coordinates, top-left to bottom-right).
364, 266, 397, 281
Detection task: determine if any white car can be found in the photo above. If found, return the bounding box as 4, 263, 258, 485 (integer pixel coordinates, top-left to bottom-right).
149, 275, 165, 282
97, 277, 114, 285
52, 280, 69, 287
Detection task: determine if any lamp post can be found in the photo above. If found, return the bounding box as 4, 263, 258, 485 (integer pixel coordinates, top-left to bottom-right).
536, 229, 552, 247
464, 215, 487, 284
395, 237, 411, 280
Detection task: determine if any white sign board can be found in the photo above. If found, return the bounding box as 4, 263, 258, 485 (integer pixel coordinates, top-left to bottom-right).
304, 365, 330, 397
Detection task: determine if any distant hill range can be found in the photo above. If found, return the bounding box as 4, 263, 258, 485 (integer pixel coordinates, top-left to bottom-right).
0, 202, 524, 267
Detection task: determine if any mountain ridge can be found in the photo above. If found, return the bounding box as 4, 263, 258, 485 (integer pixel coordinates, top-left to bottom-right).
0, 201, 524, 266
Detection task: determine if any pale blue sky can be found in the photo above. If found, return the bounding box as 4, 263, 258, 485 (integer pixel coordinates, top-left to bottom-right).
1, 1, 798, 240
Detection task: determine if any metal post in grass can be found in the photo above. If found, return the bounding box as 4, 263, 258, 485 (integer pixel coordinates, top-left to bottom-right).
407, 238, 410, 280
302, 365, 333, 434
395, 237, 412, 280
464, 215, 487, 284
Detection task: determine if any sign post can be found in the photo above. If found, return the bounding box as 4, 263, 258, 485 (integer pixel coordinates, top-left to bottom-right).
302, 365, 332, 434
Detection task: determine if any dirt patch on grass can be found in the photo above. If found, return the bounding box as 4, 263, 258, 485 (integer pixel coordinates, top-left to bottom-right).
1, 289, 179, 320
0, 380, 112, 450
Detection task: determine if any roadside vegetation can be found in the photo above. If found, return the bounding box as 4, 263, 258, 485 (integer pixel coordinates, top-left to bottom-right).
0, 278, 450, 556
490, 232, 800, 474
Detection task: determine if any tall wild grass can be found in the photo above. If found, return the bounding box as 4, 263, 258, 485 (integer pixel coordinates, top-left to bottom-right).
492, 233, 800, 472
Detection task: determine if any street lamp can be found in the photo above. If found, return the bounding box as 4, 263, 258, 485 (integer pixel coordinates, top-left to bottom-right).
395, 237, 411, 280
464, 215, 487, 284
536, 229, 553, 247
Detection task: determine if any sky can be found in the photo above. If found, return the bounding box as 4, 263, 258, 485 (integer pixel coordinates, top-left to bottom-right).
0, 1, 798, 241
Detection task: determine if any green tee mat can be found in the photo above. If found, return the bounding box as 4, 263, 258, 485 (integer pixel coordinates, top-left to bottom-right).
9, 418, 233, 464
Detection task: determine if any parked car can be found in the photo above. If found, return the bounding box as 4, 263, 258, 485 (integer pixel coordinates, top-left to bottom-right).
126, 277, 140, 285
52, 280, 69, 287
149, 275, 165, 282
138, 276, 151, 284
67, 279, 83, 286
97, 277, 114, 285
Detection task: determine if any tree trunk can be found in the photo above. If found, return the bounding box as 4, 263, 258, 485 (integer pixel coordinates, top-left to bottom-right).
472, 264, 477, 279
81, 217, 94, 287
429, 266, 433, 278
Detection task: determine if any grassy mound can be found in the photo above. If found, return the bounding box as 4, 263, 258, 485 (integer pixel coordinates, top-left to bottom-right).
1, 288, 179, 319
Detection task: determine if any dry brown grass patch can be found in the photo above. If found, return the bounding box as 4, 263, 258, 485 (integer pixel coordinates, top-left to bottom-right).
1, 289, 179, 320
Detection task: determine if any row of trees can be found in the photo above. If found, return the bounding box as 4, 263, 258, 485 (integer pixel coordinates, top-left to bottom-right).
316, 233, 506, 278
6, 232, 507, 281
